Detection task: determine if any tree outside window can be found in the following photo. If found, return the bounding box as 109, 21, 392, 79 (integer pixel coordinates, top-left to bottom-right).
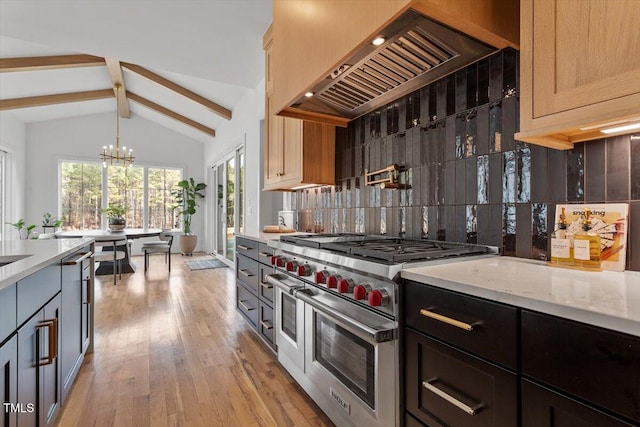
61, 162, 102, 230
148, 168, 182, 229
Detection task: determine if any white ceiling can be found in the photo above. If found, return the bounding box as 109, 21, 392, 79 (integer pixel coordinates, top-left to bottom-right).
0, 0, 273, 142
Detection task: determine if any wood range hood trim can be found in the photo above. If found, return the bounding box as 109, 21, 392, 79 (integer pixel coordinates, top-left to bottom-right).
283, 9, 496, 124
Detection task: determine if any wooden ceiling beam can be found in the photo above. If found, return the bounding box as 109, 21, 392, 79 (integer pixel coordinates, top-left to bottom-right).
121, 62, 232, 120
0, 89, 114, 110
104, 58, 131, 118
127, 91, 215, 137
0, 54, 105, 72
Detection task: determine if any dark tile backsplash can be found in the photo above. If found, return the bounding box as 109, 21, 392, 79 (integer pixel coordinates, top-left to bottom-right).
304, 49, 640, 271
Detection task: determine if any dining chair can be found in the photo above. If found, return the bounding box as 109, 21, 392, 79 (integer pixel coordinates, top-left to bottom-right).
92, 237, 128, 285
141, 230, 173, 272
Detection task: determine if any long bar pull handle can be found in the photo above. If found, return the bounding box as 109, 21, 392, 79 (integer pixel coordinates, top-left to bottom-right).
237, 244, 251, 251
260, 282, 273, 289
62, 251, 94, 265
238, 300, 255, 311
422, 379, 482, 416
258, 252, 271, 258
260, 320, 273, 330
420, 308, 475, 331
238, 269, 254, 277
38, 318, 59, 366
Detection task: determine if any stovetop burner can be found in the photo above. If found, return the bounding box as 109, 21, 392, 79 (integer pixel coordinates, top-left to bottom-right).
280, 234, 490, 263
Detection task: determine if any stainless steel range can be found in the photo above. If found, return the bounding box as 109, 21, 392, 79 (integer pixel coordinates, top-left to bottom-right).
266, 234, 495, 427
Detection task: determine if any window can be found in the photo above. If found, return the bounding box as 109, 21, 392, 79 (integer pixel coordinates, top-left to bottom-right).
61, 161, 103, 230
59, 161, 182, 230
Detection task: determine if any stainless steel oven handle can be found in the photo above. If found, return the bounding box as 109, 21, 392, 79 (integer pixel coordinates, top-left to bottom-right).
295, 290, 396, 344
266, 273, 304, 294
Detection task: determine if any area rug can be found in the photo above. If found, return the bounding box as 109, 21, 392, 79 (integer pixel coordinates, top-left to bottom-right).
186, 258, 228, 270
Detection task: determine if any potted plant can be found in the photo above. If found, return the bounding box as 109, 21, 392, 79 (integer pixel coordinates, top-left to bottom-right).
172, 178, 206, 254
42, 212, 63, 229
101, 204, 127, 231
6, 219, 37, 239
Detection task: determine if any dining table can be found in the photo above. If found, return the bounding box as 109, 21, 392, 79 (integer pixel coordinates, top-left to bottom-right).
55, 228, 162, 274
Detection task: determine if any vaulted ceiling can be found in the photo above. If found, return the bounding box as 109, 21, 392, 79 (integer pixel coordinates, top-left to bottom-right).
0, 0, 272, 143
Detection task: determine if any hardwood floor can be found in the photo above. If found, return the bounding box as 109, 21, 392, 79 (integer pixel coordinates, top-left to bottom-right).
57, 253, 334, 427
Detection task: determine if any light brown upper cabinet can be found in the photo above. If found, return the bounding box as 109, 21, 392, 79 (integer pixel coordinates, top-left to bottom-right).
270, 0, 519, 125
263, 26, 335, 191
516, 0, 640, 149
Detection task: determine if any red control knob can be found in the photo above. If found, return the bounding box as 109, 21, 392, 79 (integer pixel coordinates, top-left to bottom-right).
285, 260, 298, 272
270, 256, 279, 266
337, 278, 356, 294
297, 264, 311, 276
353, 284, 372, 300
315, 270, 329, 284
276, 257, 286, 267
326, 274, 342, 289
368, 289, 390, 307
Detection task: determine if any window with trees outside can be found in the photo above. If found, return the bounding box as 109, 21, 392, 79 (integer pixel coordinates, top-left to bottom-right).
60, 161, 182, 230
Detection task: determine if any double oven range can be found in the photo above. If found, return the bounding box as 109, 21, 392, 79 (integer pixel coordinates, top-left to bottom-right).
266, 234, 494, 427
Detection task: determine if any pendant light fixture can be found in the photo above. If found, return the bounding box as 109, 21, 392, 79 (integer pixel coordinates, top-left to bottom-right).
101, 83, 134, 167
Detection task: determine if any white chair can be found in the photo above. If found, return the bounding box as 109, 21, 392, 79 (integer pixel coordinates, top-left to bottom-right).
92, 238, 128, 285
141, 231, 173, 272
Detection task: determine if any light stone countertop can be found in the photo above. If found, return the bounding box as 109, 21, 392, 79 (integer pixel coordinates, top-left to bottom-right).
0, 238, 94, 291
236, 231, 311, 244
401, 257, 640, 337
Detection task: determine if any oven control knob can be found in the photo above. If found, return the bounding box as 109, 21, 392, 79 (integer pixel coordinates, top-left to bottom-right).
353, 284, 372, 300
275, 257, 287, 267
326, 274, 342, 289
271, 256, 281, 266
297, 264, 312, 277
315, 270, 329, 284
285, 260, 298, 272
368, 289, 390, 307
337, 278, 356, 294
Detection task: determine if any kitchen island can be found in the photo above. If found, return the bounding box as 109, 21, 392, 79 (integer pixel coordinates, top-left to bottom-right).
402, 257, 639, 427
0, 237, 95, 427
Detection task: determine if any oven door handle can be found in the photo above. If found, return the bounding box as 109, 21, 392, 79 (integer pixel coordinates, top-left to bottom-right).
266, 273, 304, 294
295, 290, 396, 344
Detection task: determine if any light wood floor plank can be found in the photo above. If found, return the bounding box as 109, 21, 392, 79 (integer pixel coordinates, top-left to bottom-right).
56, 253, 334, 427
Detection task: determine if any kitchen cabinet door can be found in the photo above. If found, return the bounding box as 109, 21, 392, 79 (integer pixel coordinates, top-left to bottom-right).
0, 283, 16, 344
18, 294, 61, 427
522, 380, 636, 427
265, 92, 285, 187
517, 0, 640, 148
0, 335, 18, 427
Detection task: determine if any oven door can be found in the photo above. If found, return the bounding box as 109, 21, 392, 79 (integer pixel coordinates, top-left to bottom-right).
267, 274, 306, 383
298, 289, 398, 427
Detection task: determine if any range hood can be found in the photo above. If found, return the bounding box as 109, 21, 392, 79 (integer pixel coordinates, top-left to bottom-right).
291, 10, 497, 120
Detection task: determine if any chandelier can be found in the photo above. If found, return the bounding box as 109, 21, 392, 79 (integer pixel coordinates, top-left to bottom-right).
101, 83, 134, 167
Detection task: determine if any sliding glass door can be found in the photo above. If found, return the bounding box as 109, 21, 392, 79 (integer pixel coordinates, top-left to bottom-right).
212, 145, 244, 262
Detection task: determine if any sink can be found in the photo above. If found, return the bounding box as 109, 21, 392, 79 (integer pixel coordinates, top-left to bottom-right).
0, 254, 32, 267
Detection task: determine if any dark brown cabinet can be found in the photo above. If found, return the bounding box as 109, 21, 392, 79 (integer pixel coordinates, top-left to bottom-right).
235, 237, 275, 351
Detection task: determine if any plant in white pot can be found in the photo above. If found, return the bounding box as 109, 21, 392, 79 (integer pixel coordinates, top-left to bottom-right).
101, 204, 127, 231
172, 178, 206, 255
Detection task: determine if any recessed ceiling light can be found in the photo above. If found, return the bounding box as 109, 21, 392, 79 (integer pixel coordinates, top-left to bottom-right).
601, 122, 640, 134
304, 91, 314, 98
372, 36, 386, 46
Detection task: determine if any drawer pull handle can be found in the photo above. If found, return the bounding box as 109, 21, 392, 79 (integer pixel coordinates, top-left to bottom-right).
260, 282, 273, 289
237, 244, 251, 251
420, 308, 475, 331
422, 379, 482, 416
239, 300, 255, 311
63, 251, 94, 265
258, 252, 271, 258
238, 269, 254, 277
38, 318, 59, 366
260, 320, 273, 330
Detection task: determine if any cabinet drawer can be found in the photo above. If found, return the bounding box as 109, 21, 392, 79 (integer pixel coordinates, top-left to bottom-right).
17, 265, 61, 326
405, 281, 518, 369
236, 254, 259, 294
257, 243, 274, 265
258, 264, 274, 303
405, 330, 517, 427
0, 283, 17, 344
522, 379, 635, 427
522, 310, 640, 423
236, 237, 259, 260
236, 283, 259, 328
258, 301, 275, 348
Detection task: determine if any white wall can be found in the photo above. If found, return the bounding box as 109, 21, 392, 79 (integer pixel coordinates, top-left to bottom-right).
0, 112, 27, 240
25, 112, 205, 250
203, 78, 281, 251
